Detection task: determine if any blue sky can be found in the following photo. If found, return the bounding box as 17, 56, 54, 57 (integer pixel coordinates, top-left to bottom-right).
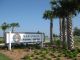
0, 0, 80, 36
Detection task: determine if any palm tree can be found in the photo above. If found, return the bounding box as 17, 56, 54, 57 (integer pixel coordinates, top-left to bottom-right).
0, 22, 10, 43
59, 0, 79, 50
59, 18, 63, 41
10, 23, 19, 32
66, 15, 74, 50
51, 0, 67, 48
43, 10, 55, 44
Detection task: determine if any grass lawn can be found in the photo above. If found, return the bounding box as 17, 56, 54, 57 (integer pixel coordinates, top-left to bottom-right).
0, 53, 11, 60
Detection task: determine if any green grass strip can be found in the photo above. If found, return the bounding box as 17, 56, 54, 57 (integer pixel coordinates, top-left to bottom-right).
0, 53, 11, 60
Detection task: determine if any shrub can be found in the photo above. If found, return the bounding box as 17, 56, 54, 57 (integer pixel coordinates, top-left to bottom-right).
33, 50, 38, 53
30, 54, 34, 57
50, 53, 56, 58
56, 57, 60, 60
39, 49, 48, 55
46, 57, 51, 60
54, 40, 62, 48
76, 47, 80, 53
62, 49, 78, 58
40, 54, 46, 58
38, 57, 44, 60
57, 54, 61, 57
34, 56, 39, 59
35, 52, 40, 55
23, 55, 32, 60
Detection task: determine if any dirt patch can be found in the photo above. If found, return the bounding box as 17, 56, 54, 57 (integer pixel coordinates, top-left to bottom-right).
0, 49, 31, 60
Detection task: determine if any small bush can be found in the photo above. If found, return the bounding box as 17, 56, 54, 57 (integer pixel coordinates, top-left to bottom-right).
23, 55, 32, 60
30, 54, 34, 57
62, 49, 78, 58
57, 54, 61, 57
50, 53, 56, 58
56, 57, 60, 60
34, 56, 39, 59
35, 52, 40, 55
40, 54, 46, 58
38, 57, 44, 60
33, 50, 38, 53
76, 47, 80, 53
46, 57, 51, 60
52, 48, 56, 52
54, 40, 62, 48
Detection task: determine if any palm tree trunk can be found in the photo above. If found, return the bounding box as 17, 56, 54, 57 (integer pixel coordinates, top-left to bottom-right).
62, 18, 67, 48
66, 16, 74, 50
59, 18, 63, 41
50, 19, 53, 44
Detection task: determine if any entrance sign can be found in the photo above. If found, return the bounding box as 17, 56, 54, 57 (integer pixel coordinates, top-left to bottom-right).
6, 32, 45, 50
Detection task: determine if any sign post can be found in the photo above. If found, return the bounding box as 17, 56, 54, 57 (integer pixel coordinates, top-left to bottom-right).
8, 31, 11, 51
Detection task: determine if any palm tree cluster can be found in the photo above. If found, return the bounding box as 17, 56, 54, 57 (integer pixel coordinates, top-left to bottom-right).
10, 23, 19, 33
43, 0, 80, 50
0, 22, 19, 43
